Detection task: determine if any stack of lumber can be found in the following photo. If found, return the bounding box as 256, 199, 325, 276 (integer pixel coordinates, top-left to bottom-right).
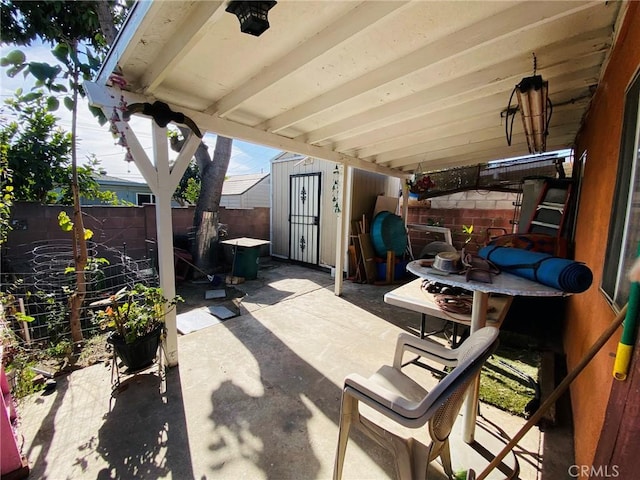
348, 214, 396, 284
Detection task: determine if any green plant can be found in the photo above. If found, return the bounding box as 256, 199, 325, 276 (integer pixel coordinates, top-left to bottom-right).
462, 224, 474, 244
45, 338, 72, 360
92, 284, 182, 345
5, 352, 43, 399
1, 318, 43, 399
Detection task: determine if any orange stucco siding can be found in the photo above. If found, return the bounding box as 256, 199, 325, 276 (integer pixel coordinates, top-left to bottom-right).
569, 2, 640, 471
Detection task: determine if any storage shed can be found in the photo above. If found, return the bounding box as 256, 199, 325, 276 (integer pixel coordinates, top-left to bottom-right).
220, 173, 270, 209
271, 152, 400, 269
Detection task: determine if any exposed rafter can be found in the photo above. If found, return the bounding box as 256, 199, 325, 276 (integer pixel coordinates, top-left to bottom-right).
84, 82, 408, 179
257, 1, 600, 135
205, 1, 409, 117
94, 0, 622, 178
140, 1, 228, 94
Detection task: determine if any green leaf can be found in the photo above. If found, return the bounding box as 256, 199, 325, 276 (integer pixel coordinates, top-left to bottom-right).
6, 64, 26, 78
46, 96, 60, 111
51, 44, 69, 63
63, 97, 74, 110
14, 312, 35, 323
1, 49, 26, 66
27, 62, 49, 81
84, 228, 93, 240
28, 62, 61, 83
22, 92, 41, 102
89, 106, 108, 125
58, 212, 73, 231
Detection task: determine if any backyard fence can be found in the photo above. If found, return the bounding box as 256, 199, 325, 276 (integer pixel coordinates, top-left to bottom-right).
1, 240, 158, 347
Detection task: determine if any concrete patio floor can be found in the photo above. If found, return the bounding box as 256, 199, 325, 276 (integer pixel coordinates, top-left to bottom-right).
16, 262, 573, 479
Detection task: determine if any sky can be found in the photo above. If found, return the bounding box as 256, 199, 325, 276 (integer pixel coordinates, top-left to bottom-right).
0, 43, 281, 183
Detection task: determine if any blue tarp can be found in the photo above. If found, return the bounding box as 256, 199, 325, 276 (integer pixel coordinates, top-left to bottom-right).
478, 245, 593, 293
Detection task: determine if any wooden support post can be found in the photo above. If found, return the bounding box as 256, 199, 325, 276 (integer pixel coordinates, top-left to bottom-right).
386, 250, 395, 284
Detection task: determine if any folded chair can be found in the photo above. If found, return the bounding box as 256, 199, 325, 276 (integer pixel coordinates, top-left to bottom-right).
333, 327, 499, 480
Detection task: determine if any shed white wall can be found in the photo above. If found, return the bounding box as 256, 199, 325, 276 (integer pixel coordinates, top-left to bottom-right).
220, 176, 271, 209
271, 158, 400, 268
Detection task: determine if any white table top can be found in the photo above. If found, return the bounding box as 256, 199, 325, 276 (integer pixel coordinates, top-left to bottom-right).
221, 237, 271, 248
406, 260, 567, 297
384, 278, 512, 327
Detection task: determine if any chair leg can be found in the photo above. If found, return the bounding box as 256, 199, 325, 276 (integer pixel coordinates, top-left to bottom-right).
334, 393, 356, 480
390, 436, 414, 480
439, 439, 454, 479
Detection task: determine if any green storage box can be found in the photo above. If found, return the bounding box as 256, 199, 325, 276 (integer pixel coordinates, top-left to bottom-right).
222, 238, 270, 280
233, 246, 260, 280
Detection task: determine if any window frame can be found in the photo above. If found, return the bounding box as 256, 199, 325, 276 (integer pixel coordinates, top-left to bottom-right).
136, 192, 156, 206
602, 69, 640, 310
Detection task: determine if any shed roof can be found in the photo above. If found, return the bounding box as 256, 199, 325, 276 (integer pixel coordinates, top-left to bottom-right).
94, 173, 146, 186
222, 173, 269, 196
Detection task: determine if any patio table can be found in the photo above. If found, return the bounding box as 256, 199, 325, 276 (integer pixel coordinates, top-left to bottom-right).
389, 260, 568, 443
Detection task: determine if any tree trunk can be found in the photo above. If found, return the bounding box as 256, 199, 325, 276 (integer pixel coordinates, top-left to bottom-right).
193, 136, 232, 272
68, 48, 86, 344
95, 1, 118, 46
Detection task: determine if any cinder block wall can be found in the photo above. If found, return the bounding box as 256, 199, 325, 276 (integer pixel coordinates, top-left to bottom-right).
406, 191, 518, 253
5, 203, 270, 261
218, 207, 270, 241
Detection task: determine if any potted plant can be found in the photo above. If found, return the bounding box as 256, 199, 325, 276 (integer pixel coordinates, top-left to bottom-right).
92, 284, 182, 372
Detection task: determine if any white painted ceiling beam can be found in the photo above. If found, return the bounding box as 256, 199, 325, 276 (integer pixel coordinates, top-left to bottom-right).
303, 50, 606, 146
371, 111, 582, 166
206, 1, 409, 117
258, 1, 598, 134
402, 136, 576, 173
140, 1, 227, 94
330, 30, 609, 152
359, 105, 584, 162
114, 121, 159, 193
95, 1, 157, 85
314, 26, 609, 147
385, 124, 577, 171
84, 82, 407, 179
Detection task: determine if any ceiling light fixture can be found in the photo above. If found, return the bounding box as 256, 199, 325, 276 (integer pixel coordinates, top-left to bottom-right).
226, 1, 277, 37
505, 54, 553, 154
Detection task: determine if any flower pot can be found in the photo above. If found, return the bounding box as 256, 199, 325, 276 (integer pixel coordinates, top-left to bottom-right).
107, 326, 163, 372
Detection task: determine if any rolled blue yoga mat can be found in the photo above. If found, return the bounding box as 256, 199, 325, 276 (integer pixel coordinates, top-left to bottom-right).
478, 245, 593, 293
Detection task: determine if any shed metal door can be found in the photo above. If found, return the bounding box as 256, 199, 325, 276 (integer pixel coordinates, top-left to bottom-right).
289, 173, 321, 264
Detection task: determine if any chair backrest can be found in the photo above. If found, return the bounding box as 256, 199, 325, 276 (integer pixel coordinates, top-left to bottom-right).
428, 328, 498, 441
391, 327, 499, 428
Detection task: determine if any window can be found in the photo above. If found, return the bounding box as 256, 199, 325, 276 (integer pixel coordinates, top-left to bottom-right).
136, 193, 156, 205
602, 70, 640, 310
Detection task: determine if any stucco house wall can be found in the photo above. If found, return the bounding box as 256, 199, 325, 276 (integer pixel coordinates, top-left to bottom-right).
568, 3, 640, 474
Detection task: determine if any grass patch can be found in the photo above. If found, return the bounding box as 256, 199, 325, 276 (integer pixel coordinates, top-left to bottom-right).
479, 345, 541, 417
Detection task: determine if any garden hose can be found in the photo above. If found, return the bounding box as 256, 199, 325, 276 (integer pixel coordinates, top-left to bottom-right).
613, 243, 640, 381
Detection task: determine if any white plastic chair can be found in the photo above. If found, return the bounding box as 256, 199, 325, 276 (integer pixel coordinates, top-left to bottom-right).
333, 326, 499, 480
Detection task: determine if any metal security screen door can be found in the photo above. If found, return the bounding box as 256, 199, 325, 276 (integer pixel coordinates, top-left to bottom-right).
289, 173, 321, 264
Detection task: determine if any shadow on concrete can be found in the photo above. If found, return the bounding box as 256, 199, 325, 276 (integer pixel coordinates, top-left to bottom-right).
23, 376, 70, 478
206, 308, 398, 479
94, 368, 195, 479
